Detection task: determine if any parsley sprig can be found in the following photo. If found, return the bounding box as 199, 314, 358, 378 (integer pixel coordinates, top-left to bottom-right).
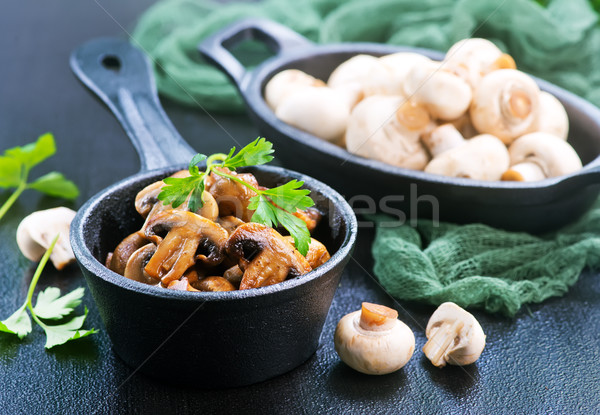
0, 235, 96, 349
0, 133, 79, 222
157, 138, 314, 255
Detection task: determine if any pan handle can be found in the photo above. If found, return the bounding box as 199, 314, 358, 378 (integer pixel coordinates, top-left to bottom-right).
198, 18, 313, 87
70, 38, 196, 172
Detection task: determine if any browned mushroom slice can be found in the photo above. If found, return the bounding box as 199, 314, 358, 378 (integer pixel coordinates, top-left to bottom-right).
123, 243, 160, 285
284, 236, 331, 269
292, 207, 322, 233
167, 276, 199, 291
196, 276, 236, 292
223, 265, 243, 288
216, 215, 245, 235
107, 231, 148, 275
206, 167, 259, 222
143, 210, 229, 285
227, 223, 312, 290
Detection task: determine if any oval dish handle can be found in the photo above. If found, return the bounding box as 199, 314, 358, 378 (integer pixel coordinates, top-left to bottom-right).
198, 18, 313, 87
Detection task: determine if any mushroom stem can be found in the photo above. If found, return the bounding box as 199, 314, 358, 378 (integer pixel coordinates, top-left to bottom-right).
423, 320, 464, 367
501, 162, 546, 182
359, 302, 398, 331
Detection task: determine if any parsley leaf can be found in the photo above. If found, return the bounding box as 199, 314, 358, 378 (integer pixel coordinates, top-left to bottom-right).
33, 287, 84, 320
0, 133, 79, 222
0, 235, 96, 349
0, 304, 32, 339
39, 308, 96, 349
222, 137, 274, 169
156, 138, 314, 256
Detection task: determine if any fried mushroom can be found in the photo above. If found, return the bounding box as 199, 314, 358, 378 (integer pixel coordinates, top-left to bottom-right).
207, 168, 259, 222
227, 223, 312, 290
284, 236, 331, 269
107, 230, 148, 275
143, 210, 229, 285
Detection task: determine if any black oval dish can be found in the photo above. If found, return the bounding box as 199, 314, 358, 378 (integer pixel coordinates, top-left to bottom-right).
69, 38, 357, 387
199, 18, 600, 233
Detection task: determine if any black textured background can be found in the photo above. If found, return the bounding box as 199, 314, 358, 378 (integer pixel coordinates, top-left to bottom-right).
1, 1, 599, 414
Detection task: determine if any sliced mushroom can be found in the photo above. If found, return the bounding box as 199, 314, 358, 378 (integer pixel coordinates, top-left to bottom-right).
195, 276, 236, 292
421, 124, 466, 158
226, 222, 312, 290
207, 168, 259, 222
275, 86, 351, 143
167, 276, 199, 291
107, 230, 148, 275
264, 69, 325, 110
425, 134, 510, 180
216, 215, 245, 235
16, 207, 76, 270
470, 69, 540, 144
443, 38, 516, 89
284, 236, 330, 269
123, 243, 160, 285
334, 302, 415, 375
143, 210, 229, 285
423, 302, 486, 367
292, 207, 322, 233
223, 265, 244, 288
403, 61, 472, 121
536, 91, 569, 140
501, 132, 582, 181
345, 95, 431, 169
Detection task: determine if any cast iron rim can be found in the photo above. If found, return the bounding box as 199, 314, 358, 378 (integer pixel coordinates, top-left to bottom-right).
70, 164, 358, 303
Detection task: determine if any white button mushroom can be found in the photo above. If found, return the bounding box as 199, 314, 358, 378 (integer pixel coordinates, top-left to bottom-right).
536, 91, 569, 140
470, 69, 540, 144
327, 54, 389, 108
16, 207, 77, 270
424, 134, 510, 180
423, 302, 486, 368
264, 69, 325, 111
422, 123, 466, 158
365, 52, 432, 97
334, 302, 415, 375
403, 61, 472, 121
345, 95, 431, 169
501, 132, 582, 181
443, 38, 516, 89
275, 86, 351, 143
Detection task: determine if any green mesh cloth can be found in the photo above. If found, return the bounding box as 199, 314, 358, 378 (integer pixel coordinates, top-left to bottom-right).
371, 201, 600, 317
133, 0, 600, 113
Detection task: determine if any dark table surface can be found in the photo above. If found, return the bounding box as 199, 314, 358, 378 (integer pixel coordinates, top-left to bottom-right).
1, 1, 599, 414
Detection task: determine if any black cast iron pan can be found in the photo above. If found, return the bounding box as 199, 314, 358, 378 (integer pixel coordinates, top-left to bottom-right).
199, 18, 600, 233
69, 38, 357, 387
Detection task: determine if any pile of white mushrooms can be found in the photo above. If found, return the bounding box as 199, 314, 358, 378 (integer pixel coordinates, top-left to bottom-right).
265, 38, 583, 181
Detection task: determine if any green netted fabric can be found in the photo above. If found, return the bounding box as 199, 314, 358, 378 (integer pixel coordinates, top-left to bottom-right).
132, 0, 600, 113
371, 201, 600, 317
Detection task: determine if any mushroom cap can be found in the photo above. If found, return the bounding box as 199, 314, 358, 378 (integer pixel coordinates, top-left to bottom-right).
536, 91, 569, 140
207, 168, 259, 222
16, 207, 76, 270
345, 95, 430, 169
424, 134, 510, 180
470, 69, 540, 144
422, 123, 466, 158
275, 86, 350, 142
226, 222, 312, 290
123, 243, 160, 285
264, 69, 325, 110
443, 38, 514, 89
107, 230, 148, 275
334, 307, 415, 375
364, 52, 432, 97
506, 132, 582, 179
424, 302, 485, 367
403, 61, 472, 120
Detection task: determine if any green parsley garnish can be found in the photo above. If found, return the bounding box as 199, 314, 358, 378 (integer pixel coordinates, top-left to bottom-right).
0, 133, 79, 222
0, 235, 97, 349
157, 138, 314, 256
